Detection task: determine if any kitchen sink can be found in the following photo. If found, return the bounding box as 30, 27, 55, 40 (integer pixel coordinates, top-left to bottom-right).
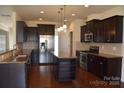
16, 54, 28, 61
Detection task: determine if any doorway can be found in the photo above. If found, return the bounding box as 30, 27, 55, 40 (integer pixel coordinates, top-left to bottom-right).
39, 35, 54, 64
69, 32, 73, 56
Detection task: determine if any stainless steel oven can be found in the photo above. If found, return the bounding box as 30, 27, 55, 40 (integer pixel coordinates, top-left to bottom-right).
79, 52, 88, 70
79, 46, 99, 70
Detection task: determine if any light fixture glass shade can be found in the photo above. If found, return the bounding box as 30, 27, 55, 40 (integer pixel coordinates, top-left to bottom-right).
57, 28, 60, 32
59, 26, 63, 31
63, 24, 67, 29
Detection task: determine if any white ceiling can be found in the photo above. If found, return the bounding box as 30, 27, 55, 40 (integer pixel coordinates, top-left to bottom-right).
13, 5, 118, 22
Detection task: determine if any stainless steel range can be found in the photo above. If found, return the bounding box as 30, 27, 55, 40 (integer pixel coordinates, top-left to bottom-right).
79, 46, 99, 70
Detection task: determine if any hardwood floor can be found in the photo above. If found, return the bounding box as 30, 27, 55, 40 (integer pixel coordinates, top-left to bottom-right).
28, 64, 124, 88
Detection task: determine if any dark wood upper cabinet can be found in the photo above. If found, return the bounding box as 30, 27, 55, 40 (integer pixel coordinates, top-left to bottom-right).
80, 25, 86, 42
80, 19, 100, 42
80, 15, 123, 43
86, 19, 99, 33
93, 20, 104, 42
37, 24, 55, 35
16, 21, 27, 43
103, 16, 123, 43
24, 27, 38, 42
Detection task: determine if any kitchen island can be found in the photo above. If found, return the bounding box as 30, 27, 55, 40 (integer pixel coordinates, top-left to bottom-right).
51, 52, 77, 82
0, 49, 32, 88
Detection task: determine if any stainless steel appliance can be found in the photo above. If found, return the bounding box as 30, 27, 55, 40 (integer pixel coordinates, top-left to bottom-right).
79, 46, 99, 70
84, 33, 93, 42
79, 52, 88, 70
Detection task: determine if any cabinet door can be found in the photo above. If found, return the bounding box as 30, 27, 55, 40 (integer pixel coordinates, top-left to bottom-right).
88, 55, 105, 78
93, 21, 104, 42
103, 16, 123, 43
80, 25, 86, 42
16, 21, 27, 42
86, 22, 94, 33
103, 18, 115, 42
87, 54, 96, 73
31, 49, 39, 64
9, 63, 26, 88
95, 57, 105, 78
0, 64, 9, 88
38, 25, 55, 35
86, 20, 99, 33
24, 27, 38, 42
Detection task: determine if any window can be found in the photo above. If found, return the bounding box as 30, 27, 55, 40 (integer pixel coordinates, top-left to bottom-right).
0, 29, 8, 51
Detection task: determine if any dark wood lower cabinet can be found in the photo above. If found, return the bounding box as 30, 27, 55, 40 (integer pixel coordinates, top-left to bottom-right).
0, 62, 30, 88
31, 49, 39, 64
52, 55, 76, 82
87, 54, 122, 81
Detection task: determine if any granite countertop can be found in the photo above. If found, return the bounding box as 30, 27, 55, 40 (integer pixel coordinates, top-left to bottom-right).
0, 49, 32, 64
51, 51, 76, 59
88, 52, 122, 58
0, 55, 29, 64
76, 50, 122, 58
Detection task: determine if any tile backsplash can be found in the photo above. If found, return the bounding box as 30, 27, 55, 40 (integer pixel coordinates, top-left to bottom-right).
23, 42, 38, 49
76, 42, 123, 56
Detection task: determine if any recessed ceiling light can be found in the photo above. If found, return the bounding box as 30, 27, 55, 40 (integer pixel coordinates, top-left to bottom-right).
84, 5, 89, 7
40, 11, 44, 14
39, 18, 43, 20
72, 14, 76, 16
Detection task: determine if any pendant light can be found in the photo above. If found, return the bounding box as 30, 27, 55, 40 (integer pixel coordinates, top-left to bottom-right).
57, 6, 67, 32
62, 5, 67, 32
57, 11, 61, 32
60, 8, 64, 31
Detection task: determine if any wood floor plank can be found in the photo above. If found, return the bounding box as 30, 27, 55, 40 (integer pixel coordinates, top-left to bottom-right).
28, 64, 124, 88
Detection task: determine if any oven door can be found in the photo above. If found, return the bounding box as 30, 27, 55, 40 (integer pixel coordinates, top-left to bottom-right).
79, 52, 88, 70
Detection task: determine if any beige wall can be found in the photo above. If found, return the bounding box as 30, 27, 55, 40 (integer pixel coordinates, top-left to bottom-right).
58, 19, 86, 56
58, 29, 70, 55
9, 12, 16, 50
69, 19, 86, 56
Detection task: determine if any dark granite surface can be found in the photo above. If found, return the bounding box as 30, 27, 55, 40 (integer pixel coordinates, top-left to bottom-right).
76, 50, 122, 58
51, 51, 76, 59
0, 49, 32, 64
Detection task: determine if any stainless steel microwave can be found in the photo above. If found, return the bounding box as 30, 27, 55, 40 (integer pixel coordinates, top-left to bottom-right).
84, 33, 93, 42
